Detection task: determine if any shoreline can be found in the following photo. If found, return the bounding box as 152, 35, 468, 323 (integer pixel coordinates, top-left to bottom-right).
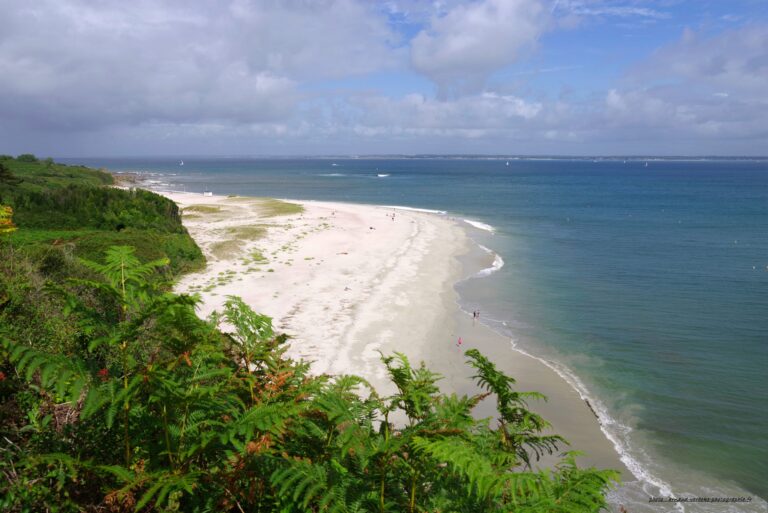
158, 190, 631, 476
157, 186, 768, 511
109, 180, 767, 513
101, 163, 768, 511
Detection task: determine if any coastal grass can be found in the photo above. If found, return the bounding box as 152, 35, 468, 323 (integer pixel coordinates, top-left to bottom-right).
252, 251, 267, 262
242, 250, 268, 266
184, 204, 222, 214
252, 198, 304, 217
210, 239, 243, 259
226, 224, 268, 240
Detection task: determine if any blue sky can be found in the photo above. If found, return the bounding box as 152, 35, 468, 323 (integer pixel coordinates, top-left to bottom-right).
0, 0, 766, 156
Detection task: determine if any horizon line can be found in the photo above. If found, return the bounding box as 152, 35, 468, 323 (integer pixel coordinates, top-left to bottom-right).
49, 153, 768, 160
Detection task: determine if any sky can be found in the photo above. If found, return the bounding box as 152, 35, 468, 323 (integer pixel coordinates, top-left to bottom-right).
0, 0, 767, 157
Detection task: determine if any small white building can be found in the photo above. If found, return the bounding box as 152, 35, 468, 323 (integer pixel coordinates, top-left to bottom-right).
203, 191, 213, 197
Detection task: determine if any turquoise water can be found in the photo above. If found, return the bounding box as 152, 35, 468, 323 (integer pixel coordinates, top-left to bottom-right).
64, 157, 768, 509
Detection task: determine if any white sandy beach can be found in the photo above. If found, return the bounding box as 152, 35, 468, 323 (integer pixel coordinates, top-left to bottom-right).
168, 192, 462, 386
164, 191, 631, 479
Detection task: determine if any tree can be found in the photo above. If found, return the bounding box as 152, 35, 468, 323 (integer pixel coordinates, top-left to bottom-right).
16, 154, 37, 162
0, 162, 22, 186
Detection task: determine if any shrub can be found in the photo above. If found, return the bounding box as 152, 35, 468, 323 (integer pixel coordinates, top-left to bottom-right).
1, 246, 619, 512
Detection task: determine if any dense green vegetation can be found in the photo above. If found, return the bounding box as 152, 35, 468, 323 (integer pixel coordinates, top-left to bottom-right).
0, 156, 618, 511
0, 154, 113, 192
0, 155, 203, 277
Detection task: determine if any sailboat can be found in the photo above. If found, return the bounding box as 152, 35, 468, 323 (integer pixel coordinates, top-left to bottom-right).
179, 160, 184, 166
505, 161, 510, 166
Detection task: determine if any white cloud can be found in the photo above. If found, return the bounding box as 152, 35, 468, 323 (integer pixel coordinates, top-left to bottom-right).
349, 92, 543, 134
410, 0, 548, 96
226, 0, 401, 80
0, 0, 399, 130
554, 1, 670, 21
601, 25, 768, 141
635, 25, 768, 97
0, 1, 765, 156
335, 23, 768, 153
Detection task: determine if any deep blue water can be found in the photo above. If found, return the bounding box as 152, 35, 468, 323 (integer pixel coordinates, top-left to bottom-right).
63, 157, 768, 506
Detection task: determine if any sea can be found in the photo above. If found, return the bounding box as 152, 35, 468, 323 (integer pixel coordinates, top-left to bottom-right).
61, 156, 768, 512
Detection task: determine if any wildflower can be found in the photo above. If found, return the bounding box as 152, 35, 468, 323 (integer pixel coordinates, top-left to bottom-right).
0, 371, 6, 381
97, 368, 109, 381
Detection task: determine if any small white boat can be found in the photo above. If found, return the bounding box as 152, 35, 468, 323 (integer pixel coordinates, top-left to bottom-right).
645, 161, 649, 167
377, 173, 390, 178
179, 160, 184, 166
331, 163, 338, 166
505, 161, 510, 166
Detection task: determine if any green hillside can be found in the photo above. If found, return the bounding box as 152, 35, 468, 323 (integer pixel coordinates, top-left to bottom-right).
0, 154, 203, 276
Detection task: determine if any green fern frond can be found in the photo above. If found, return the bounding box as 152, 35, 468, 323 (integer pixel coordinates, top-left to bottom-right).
105, 375, 144, 428
272, 460, 328, 509
5, 340, 91, 402
380, 351, 442, 422
222, 296, 274, 338
134, 469, 201, 511
412, 435, 503, 499
80, 245, 168, 292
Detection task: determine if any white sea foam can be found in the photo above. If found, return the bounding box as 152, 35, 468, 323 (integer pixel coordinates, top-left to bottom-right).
475, 244, 504, 277
318, 173, 346, 177
382, 205, 447, 215
461, 238, 680, 505
500, 339, 683, 511
463, 219, 495, 233
456, 232, 762, 512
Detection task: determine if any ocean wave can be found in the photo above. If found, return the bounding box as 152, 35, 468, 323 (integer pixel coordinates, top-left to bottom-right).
458, 286, 681, 508
463, 219, 495, 233
459, 282, 762, 511
382, 205, 447, 215
318, 173, 346, 177
475, 244, 504, 277
501, 338, 683, 510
